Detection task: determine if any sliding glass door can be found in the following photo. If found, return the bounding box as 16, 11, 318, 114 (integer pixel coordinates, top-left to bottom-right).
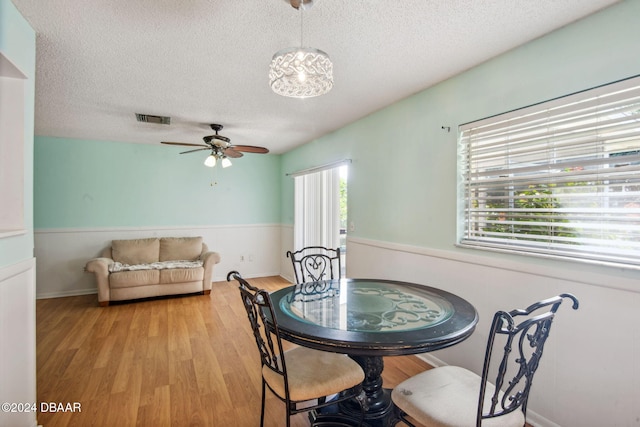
293, 164, 348, 270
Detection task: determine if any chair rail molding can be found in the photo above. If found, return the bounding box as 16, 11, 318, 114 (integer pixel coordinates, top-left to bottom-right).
347, 236, 640, 293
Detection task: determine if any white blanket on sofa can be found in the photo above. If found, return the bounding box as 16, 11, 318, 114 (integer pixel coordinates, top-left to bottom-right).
109, 260, 204, 273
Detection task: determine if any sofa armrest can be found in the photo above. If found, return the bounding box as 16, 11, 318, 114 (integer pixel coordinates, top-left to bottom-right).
200, 251, 221, 292
85, 257, 114, 305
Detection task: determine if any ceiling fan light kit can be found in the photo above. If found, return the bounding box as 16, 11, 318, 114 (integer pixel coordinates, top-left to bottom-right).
270, 0, 333, 98
161, 123, 269, 169
204, 154, 217, 167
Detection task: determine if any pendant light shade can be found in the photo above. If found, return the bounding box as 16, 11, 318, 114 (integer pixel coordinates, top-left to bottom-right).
270, 47, 333, 98
270, 0, 333, 98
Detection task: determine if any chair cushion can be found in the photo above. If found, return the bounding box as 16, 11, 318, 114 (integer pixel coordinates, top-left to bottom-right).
159, 237, 203, 261
262, 346, 364, 402
112, 238, 160, 265
391, 366, 525, 427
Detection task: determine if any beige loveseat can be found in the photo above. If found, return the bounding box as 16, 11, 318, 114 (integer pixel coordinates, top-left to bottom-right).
85, 237, 221, 306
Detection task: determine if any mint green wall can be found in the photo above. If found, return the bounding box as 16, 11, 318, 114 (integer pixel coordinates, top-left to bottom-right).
35, 137, 281, 228
281, 0, 640, 251
0, 0, 35, 266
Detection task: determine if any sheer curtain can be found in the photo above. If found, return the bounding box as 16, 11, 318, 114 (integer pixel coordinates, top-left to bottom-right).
293, 166, 341, 251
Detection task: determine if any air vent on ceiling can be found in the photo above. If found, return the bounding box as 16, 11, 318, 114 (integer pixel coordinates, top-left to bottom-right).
135, 113, 171, 125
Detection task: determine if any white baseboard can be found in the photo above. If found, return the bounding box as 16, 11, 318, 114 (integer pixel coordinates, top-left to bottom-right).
279, 272, 295, 284
415, 352, 446, 368
35, 270, 286, 300
212, 270, 283, 283
36, 288, 97, 299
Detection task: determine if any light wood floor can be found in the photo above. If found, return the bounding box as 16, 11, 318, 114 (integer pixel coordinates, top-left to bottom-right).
36, 276, 434, 427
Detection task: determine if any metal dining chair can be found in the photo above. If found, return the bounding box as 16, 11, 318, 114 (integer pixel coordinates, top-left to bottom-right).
391, 293, 579, 427
227, 271, 365, 427
286, 246, 342, 284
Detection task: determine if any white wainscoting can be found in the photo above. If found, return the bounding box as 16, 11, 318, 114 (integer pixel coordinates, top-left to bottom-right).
280, 224, 295, 283
346, 237, 640, 427
0, 258, 37, 427
34, 224, 283, 299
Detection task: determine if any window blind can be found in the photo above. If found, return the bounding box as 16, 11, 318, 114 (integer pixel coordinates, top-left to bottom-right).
459, 75, 640, 267
294, 167, 341, 251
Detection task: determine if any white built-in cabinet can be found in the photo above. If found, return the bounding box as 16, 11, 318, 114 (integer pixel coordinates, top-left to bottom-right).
0, 52, 26, 238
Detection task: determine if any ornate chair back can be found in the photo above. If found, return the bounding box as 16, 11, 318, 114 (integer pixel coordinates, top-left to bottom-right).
232, 272, 288, 388
478, 293, 579, 425
227, 270, 366, 427
286, 246, 341, 284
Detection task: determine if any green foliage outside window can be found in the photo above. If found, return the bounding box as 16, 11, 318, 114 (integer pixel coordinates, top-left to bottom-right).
340, 176, 347, 229
483, 184, 577, 240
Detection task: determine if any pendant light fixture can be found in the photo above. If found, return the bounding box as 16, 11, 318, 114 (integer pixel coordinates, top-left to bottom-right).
269, 0, 333, 98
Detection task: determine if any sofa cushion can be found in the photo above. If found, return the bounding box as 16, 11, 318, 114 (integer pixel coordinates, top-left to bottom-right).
159, 267, 204, 284
112, 238, 160, 265
159, 237, 203, 261
110, 270, 160, 289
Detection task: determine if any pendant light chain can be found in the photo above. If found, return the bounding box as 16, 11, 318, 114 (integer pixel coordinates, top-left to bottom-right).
300, 7, 304, 47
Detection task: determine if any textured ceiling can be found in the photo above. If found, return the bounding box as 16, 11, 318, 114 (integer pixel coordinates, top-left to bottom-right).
12, 0, 620, 154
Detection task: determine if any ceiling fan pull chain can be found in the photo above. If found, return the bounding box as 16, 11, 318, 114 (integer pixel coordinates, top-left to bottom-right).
210, 167, 218, 187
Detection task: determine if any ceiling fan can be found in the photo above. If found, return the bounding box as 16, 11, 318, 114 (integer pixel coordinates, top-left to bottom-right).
161, 124, 269, 168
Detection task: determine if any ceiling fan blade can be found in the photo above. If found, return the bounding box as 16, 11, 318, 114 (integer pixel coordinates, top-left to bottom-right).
180, 148, 210, 154
161, 141, 208, 147
230, 145, 269, 154
224, 148, 244, 158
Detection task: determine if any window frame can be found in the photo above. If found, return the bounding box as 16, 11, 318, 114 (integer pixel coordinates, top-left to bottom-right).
458, 75, 640, 269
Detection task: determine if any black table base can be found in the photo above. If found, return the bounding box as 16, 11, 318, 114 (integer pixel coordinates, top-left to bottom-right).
272, 279, 479, 427
313, 355, 402, 427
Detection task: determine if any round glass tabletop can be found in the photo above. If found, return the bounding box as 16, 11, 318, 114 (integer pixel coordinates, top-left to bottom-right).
279, 279, 454, 333
270, 278, 478, 356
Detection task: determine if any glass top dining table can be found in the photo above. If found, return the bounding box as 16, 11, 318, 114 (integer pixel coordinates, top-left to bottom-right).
270, 278, 478, 426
